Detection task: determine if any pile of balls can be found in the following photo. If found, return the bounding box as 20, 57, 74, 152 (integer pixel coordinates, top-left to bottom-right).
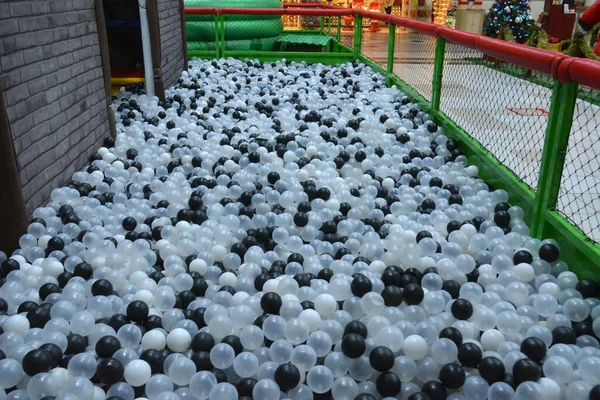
1, 58, 600, 400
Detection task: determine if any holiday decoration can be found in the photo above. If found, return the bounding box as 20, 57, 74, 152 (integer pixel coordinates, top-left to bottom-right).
482, 0, 535, 42
524, 25, 551, 49
561, 25, 600, 60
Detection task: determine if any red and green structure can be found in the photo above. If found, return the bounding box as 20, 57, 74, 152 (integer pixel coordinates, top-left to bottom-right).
185, 4, 600, 280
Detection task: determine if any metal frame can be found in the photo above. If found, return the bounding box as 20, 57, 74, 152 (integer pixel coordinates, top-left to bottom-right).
185, 6, 600, 279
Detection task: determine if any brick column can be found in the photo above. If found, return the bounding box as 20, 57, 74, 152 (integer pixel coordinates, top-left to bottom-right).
0, 0, 111, 213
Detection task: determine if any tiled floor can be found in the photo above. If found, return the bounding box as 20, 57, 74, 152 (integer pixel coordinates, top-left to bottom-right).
344, 30, 600, 241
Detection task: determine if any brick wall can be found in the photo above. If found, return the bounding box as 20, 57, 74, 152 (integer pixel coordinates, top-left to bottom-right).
158, 0, 185, 89
0, 0, 111, 213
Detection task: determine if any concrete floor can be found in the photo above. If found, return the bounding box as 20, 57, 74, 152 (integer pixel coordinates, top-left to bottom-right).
341, 30, 600, 241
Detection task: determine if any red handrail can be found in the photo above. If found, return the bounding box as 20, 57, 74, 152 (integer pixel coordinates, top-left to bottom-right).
184, 6, 600, 90
186, 7, 354, 16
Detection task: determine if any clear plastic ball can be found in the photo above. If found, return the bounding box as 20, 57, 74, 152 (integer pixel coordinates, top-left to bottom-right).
233, 352, 259, 378
307, 366, 334, 394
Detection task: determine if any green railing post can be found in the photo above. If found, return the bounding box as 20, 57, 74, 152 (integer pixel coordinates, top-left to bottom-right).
220, 15, 226, 58
327, 16, 332, 36
353, 15, 362, 60
431, 38, 446, 112
214, 14, 221, 59
386, 23, 395, 87
336, 16, 342, 42
530, 81, 579, 238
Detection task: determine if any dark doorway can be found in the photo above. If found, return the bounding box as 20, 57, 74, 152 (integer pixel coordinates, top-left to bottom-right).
103, 0, 146, 90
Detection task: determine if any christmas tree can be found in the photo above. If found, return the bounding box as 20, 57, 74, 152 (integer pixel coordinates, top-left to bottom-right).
482, 0, 535, 42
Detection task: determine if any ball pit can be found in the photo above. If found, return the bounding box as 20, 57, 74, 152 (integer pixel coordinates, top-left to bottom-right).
1, 58, 600, 400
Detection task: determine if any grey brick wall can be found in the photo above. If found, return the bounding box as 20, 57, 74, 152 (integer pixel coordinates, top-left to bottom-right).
0, 0, 111, 213
158, 0, 184, 89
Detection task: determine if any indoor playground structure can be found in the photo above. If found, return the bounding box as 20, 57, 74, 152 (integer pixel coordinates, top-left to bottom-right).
184, 0, 284, 51
3, 2, 600, 400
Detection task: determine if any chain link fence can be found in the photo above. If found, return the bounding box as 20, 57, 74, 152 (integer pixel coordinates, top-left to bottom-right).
392, 29, 435, 101
438, 43, 553, 190
359, 28, 390, 70
220, 14, 284, 51
557, 87, 600, 243
185, 6, 600, 252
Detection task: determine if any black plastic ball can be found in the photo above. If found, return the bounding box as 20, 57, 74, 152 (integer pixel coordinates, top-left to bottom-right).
439, 327, 463, 347
22, 349, 54, 376
421, 381, 447, 400
494, 211, 511, 227
91, 279, 113, 296
520, 337, 547, 362
343, 320, 368, 339
350, 274, 373, 297
354, 395, 377, 400
513, 358, 541, 385
191, 332, 215, 353
451, 298, 473, 320
260, 292, 282, 314
513, 250, 533, 264
237, 378, 258, 397
96, 358, 124, 384
127, 300, 149, 322
95, 335, 121, 358
381, 286, 403, 306
442, 280, 460, 299
439, 363, 465, 389
408, 393, 432, 400
122, 217, 137, 231
375, 371, 401, 397
576, 279, 600, 298
589, 384, 600, 400
369, 346, 395, 372
403, 283, 424, 305
552, 326, 577, 345
458, 342, 482, 368
539, 243, 560, 262
66, 333, 87, 355
479, 357, 505, 384
274, 363, 301, 391
39, 282, 61, 301
39, 343, 62, 368
341, 333, 366, 359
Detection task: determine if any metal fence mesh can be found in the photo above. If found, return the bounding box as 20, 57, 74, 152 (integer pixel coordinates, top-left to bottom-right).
221, 14, 286, 52
391, 29, 435, 101
339, 17, 355, 49
556, 87, 600, 243
358, 28, 389, 71
439, 43, 553, 190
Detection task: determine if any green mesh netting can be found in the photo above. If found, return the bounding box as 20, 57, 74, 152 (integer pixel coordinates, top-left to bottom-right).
185, 0, 283, 52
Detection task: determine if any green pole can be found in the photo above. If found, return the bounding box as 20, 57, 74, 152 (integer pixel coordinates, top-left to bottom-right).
336, 16, 342, 42
220, 15, 226, 58
530, 81, 578, 238
320, 16, 324, 33
386, 23, 395, 87
214, 15, 221, 59
327, 16, 332, 36
353, 15, 362, 60
431, 38, 446, 112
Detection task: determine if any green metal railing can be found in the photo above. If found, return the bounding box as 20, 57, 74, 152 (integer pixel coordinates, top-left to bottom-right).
185, 7, 600, 280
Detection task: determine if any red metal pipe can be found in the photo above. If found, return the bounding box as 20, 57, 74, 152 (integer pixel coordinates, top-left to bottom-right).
475, 37, 564, 76
282, 3, 325, 7
214, 7, 355, 16
564, 59, 600, 91
437, 26, 478, 48
358, 9, 391, 23
389, 15, 440, 37
184, 7, 217, 14
183, 6, 600, 86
